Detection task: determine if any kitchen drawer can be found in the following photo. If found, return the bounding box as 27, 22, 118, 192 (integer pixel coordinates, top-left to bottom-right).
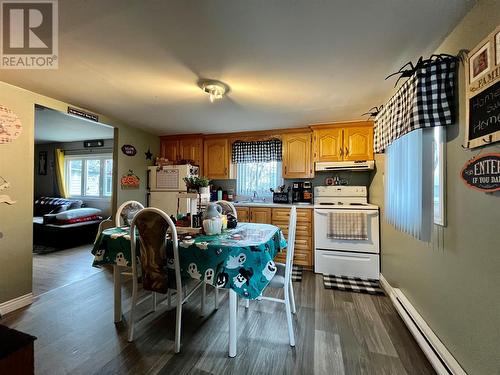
274, 222, 311, 238
274, 249, 311, 267
314, 250, 379, 279
272, 208, 312, 222
294, 237, 312, 251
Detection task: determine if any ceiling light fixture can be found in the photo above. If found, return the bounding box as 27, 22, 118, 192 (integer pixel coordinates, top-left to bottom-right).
198, 79, 229, 103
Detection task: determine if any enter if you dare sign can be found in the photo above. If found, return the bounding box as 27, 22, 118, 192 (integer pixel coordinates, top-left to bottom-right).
461, 153, 500, 192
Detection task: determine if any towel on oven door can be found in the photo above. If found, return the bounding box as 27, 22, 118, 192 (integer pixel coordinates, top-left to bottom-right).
327, 212, 368, 240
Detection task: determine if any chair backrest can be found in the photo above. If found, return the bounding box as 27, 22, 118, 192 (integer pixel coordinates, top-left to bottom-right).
94, 217, 114, 243
216, 200, 237, 218
130, 208, 181, 295
284, 206, 297, 286
115, 200, 144, 227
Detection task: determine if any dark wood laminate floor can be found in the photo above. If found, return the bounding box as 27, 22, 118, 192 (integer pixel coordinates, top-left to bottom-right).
2, 268, 435, 375
33, 244, 102, 296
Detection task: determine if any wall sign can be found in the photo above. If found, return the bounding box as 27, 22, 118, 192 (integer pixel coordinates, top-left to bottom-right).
84, 139, 104, 148
121, 170, 140, 189
121, 144, 137, 156
67, 107, 99, 122
0, 105, 22, 144
460, 153, 500, 192
465, 25, 500, 148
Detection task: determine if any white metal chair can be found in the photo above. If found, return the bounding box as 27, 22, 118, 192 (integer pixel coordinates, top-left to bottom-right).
216, 200, 237, 219
128, 207, 205, 353
245, 206, 297, 346
115, 200, 145, 227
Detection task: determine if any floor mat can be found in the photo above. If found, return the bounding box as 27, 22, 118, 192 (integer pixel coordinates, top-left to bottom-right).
292, 265, 303, 282
323, 275, 384, 295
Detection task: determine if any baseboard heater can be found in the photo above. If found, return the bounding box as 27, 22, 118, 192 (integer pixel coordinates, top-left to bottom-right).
380, 276, 467, 375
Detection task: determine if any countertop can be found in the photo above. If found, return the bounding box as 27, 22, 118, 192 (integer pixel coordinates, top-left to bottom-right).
232, 202, 313, 209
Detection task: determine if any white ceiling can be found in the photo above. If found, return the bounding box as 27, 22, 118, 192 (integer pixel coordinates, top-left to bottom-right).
1, 0, 473, 135
35, 106, 114, 144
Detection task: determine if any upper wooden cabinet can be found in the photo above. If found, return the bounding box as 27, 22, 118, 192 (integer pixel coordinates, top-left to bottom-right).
343, 126, 373, 161
160, 136, 204, 174
160, 138, 179, 163
312, 122, 373, 162
204, 137, 230, 179
282, 132, 313, 178
313, 128, 343, 162
179, 138, 203, 166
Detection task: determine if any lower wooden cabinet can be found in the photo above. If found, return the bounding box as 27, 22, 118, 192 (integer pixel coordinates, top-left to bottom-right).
235, 206, 313, 267
249, 207, 272, 224
235, 207, 249, 222
273, 208, 313, 267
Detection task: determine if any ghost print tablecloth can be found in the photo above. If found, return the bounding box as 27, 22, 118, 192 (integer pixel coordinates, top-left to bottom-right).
91, 223, 287, 299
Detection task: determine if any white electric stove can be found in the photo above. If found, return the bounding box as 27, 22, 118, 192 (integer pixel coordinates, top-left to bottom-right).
313, 186, 380, 279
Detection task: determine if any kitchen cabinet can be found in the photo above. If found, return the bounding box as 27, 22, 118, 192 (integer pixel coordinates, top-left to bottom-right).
312, 121, 373, 162
235, 207, 250, 222
313, 128, 343, 162
272, 208, 313, 267
249, 207, 272, 224
343, 126, 373, 161
160, 136, 204, 173
160, 138, 179, 163
282, 132, 313, 178
204, 137, 230, 179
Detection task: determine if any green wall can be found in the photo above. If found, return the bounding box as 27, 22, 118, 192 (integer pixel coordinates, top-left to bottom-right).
0, 81, 159, 305
370, 1, 500, 374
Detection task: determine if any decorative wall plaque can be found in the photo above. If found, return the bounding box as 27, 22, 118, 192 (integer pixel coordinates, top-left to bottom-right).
0, 105, 22, 144
121, 144, 137, 156
460, 153, 500, 192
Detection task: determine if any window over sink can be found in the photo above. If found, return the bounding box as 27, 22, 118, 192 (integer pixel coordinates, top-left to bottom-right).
232, 139, 283, 199
236, 161, 282, 199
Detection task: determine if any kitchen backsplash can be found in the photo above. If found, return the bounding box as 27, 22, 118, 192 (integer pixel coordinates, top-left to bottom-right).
210, 170, 375, 194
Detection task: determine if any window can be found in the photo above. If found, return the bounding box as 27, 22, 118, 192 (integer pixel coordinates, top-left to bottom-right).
433, 126, 446, 226
65, 154, 113, 199
236, 161, 282, 199
385, 129, 436, 241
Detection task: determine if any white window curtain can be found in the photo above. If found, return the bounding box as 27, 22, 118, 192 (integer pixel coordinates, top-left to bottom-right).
385, 129, 434, 241
236, 161, 282, 198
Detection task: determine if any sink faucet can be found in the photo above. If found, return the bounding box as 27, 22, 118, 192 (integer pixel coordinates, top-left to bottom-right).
252, 191, 257, 202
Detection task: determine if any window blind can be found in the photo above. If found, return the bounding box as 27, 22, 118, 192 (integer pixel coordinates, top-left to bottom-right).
385, 129, 434, 241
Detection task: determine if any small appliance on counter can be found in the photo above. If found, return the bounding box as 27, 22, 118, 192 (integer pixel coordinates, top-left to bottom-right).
270, 185, 290, 203
291, 181, 313, 204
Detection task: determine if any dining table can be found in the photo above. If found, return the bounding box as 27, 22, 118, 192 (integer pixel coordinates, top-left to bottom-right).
91, 222, 287, 357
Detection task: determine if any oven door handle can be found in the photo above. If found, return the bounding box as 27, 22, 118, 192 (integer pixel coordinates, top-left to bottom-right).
314, 210, 378, 217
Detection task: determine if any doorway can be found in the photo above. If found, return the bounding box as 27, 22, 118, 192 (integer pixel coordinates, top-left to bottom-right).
32, 105, 115, 296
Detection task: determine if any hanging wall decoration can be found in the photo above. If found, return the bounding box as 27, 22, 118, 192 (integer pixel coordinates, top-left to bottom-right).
145, 148, 153, 160
121, 144, 137, 156
0, 105, 22, 144
120, 170, 140, 189
464, 25, 500, 148
0, 176, 17, 205
460, 153, 500, 192
38, 151, 48, 175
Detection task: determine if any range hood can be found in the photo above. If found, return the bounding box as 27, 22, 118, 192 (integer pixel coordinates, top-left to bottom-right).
315, 160, 375, 172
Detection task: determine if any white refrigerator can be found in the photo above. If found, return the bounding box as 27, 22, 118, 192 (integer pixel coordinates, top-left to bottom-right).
147, 165, 198, 216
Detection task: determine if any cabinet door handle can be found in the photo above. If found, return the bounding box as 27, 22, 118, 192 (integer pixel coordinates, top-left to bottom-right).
285, 166, 287, 175
224, 167, 228, 175
345, 147, 349, 156
340, 148, 343, 157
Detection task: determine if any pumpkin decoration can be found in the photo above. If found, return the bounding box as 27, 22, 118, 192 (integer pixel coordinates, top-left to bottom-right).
120, 170, 140, 189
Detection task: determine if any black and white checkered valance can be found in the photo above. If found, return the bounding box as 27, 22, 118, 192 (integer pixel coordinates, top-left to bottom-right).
374, 58, 456, 153
232, 139, 282, 164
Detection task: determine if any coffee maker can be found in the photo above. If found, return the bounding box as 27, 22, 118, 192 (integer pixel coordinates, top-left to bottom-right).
291, 181, 313, 204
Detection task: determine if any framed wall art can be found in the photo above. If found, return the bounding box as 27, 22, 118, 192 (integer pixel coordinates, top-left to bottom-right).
465, 25, 500, 149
